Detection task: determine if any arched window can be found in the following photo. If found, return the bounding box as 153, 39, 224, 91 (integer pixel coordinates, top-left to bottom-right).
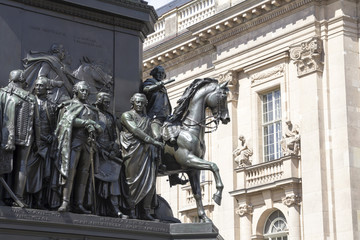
263, 210, 289, 240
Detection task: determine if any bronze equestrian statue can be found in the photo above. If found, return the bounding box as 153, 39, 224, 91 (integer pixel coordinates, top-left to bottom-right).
160, 78, 230, 223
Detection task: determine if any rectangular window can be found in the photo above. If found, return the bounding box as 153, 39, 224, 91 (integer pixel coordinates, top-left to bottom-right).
262, 89, 282, 161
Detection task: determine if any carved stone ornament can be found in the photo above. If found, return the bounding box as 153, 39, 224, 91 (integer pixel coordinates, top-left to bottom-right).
290, 37, 323, 77
236, 204, 253, 216
282, 194, 301, 207
250, 64, 285, 85
233, 135, 253, 168
280, 120, 300, 156
218, 70, 238, 101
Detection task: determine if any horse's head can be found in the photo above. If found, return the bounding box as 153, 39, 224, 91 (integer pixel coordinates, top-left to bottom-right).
206, 80, 230, 125
73, 57, 113, 93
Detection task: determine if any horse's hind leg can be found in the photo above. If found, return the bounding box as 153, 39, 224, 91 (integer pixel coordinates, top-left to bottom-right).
188, 170, 211, 223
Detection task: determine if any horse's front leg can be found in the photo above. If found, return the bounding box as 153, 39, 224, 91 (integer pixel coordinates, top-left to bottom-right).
185, 155, 223, 205
187, 170, 211, 223
209, 163, 224, 206
175, 149, 224, 206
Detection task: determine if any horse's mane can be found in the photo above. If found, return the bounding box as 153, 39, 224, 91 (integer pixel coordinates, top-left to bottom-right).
169, 78, 218, 123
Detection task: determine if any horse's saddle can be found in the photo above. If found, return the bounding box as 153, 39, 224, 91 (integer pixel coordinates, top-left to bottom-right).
161, 121, 181, 143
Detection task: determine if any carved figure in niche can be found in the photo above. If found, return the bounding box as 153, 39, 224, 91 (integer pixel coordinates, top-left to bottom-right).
140, 66, 187, 187
120, 93, 164, 220
73, 57, 113, 103
94, 92, 124, 218
22, 43, 74, 104
281, 120, 300, 156
56, 81, 102, 213
0, 70, 36, 206
233, 135, 253, 167
26, 77, 57, 209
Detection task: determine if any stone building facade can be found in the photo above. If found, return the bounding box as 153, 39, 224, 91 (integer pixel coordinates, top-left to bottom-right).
143, 0, 360, 239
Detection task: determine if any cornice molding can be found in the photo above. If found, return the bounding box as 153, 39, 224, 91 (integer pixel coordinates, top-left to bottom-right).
144, 44, 215, 76
207, 0, 321, 45
143, 0, 323, 70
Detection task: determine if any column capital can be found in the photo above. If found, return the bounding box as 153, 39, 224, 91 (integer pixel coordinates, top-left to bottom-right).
218, 70, 238, 102
236, 203, 253, 216
282, 193, 301, 207
289, 36, 323, 77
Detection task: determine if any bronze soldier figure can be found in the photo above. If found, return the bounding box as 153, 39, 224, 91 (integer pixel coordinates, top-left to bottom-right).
120, 93, 163, 220
56, 81, 102, 213
94, 92, 124, 217
0, 69, 36, 206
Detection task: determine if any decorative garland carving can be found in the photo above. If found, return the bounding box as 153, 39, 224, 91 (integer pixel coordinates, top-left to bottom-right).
282, 194, 301, 207
289, 37, 323, 77
236, 204, 253, 216
250, 64, 285, 85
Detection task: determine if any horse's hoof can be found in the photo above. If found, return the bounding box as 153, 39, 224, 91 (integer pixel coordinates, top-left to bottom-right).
199, 215, 212, 223
212, 194, 222, 206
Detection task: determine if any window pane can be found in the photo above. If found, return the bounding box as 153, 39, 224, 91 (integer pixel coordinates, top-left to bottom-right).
262, 89, 282, 161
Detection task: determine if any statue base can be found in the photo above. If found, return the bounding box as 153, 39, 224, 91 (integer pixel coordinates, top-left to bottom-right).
0, 206, 219, 240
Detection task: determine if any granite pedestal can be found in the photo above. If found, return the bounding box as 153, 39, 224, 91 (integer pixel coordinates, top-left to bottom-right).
0, 206, 219, 240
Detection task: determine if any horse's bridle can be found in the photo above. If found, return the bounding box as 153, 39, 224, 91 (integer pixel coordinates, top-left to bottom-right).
183, 89, 224, 134
184, 115, 219, 133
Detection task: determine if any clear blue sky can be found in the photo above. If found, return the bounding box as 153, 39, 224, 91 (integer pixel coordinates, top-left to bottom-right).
146, 0, 172, 9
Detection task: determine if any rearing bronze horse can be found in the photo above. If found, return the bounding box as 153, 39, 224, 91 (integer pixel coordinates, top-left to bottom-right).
161, 78, 230, 223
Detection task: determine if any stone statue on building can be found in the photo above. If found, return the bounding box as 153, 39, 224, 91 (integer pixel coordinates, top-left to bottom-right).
55, 81, 102, 214
26, 76, 57, 209
94, 92, 124, 218
0, 69, 36, 206
140, 65, 187, 187
233, 135, 253, 167
120, 93, 164, 220
281, 120, 301, 156
22, 43, 74, 104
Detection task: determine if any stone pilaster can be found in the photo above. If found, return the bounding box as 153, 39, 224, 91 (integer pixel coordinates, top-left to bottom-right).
236, 203, 253, 240
282, 193, 301, 240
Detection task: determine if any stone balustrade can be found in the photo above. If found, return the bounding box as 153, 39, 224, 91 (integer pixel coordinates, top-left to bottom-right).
143, 18, 165, 48
144, 0, 216, 49
235, 155, 301, 192
178, 0, 216, 31
246, 160, 284, 187
180, 181, 213, 212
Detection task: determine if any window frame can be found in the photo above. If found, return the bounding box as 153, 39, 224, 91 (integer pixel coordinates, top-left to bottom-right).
263, 210, 289, 240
